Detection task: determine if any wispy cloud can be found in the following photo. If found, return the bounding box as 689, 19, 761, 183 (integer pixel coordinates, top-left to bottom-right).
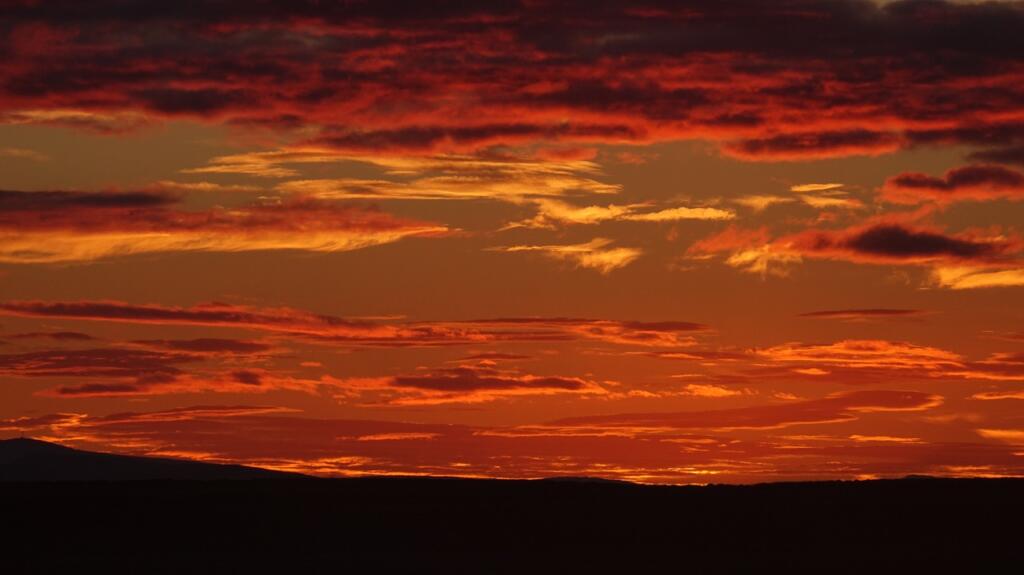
491, 238, 642, 273
0, 190, 446, 263
506, 199, 734, 229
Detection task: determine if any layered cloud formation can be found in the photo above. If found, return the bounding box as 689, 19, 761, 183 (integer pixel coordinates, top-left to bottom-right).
0, 189, 445, 262
3, 389, 1021, 482
2, 1, 1024, 483
4, 1, 1024, 162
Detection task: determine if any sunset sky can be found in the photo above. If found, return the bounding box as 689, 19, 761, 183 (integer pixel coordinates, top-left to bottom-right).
2, 0, 1024, 483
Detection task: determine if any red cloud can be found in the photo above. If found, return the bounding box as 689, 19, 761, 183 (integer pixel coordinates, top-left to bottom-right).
0, 347, 195, 381
691, 221, 1021, 277
0, 300, 357, 330
130, 338, 273, 354
14, 394, 1018, 482
639, 337, 1024, 387
92, 405, 299, 424
689, 225, 771, 254
0, 190, 446, 263
330, 363, 607, 406
722, 130, 904, 161
547, 390, 942, 431
882, 165, 1024, 205
789, 224, 1014, 264
391, 367, 587, 393
0, 300, 708, 348
756, 340, 962, 371
8, 331, 95, 341
972, 145, 1024, 167
0, 413, 82, 431
4, 1, 1024, 160
798, 309, 928, 320
52, 383, 150, 396
0, 341, 323, 397
41, 371, 329, 398
0, 325, 613, 401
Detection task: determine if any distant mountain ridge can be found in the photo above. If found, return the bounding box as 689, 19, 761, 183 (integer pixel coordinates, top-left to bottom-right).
0, 437, 304, 481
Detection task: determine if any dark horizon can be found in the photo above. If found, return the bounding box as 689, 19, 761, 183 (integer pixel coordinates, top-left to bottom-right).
3, 435, 995, 484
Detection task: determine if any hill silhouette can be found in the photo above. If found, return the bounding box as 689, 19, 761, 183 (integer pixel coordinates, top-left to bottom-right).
0, 437, 301, 481
2, 438, 1022, 572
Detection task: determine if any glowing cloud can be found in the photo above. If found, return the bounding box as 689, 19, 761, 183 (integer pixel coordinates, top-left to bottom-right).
548, 390, 943, 431
757, 340, 962, 370
0, 190, 446, 263
0, 300, 705, 348
274, 156, 619, 201
508, 199, 734, 229
932, 267, 1024, 290
691, 220, 1023, 285
491, 238, 642, 273
791, 184, 845, 193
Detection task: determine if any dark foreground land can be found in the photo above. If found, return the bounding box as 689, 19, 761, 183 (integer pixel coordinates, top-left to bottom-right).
2, 440, 1022, 573
4, 477, 1024, 573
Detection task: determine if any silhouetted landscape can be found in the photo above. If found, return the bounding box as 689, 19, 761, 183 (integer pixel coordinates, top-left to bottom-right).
0, 438, 302, 481
5, 2, 1024, 572
2, 438, 1022, 573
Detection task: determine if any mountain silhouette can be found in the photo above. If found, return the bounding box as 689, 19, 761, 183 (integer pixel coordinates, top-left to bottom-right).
1, 438, 1022, 572
0, 437, 303, 481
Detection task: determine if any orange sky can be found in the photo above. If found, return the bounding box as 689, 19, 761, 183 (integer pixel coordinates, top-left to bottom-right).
1, 0, 1023, 483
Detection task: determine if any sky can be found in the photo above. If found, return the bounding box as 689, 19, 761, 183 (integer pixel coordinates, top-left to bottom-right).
1, 0, 1023, 483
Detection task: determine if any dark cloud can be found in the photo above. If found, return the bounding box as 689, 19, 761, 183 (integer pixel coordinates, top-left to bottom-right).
0, 300, 361, 333
723, 130, 902, 161
692, 220, 1023, 278
0, 344, 326, 398
133, 88, 258, 116
798, 309, 927, 320
390, 366, 586, 392
132, 338, 272, 354
769, 223, 1019, 267
230, 370, 263, 386
0, 346, 261, 397
0, 191, 433, 233
909, 122, 1024, 148
0, 347, 194, 380
0, 189, 175, 212
882, 165, 1024, 204
54, 383, 144, 396
468, 317, 706, 331
10, 331, 95, 341
971, 145, 1024, 167
618, 320, 709, 332
840, 225, 1002, 259
311, 123, 641, 154
0, 300, 708, 348
4, 1, 1024, 158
